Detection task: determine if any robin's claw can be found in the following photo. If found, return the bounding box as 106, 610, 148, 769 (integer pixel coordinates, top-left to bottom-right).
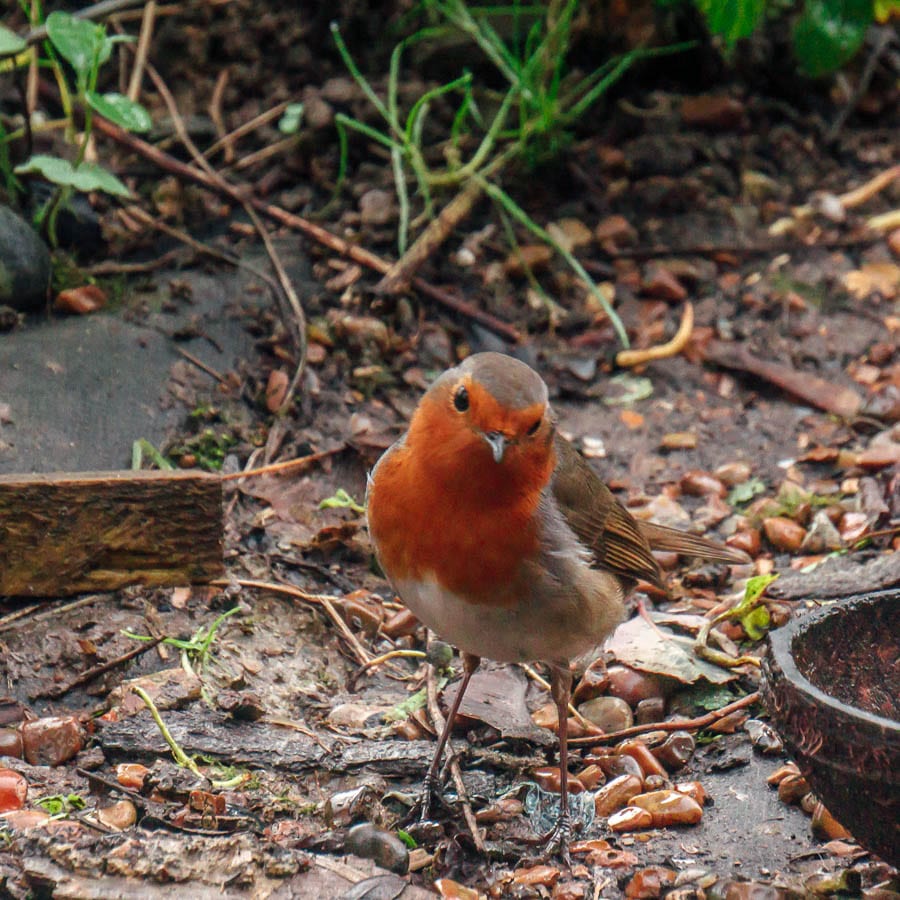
523, 812, 573, 866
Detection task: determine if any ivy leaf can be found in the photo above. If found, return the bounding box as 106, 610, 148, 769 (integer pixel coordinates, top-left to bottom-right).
0, 24, 27, 56
728, 477, 766, 506
793, 0, 872, 77
45, 12, 111, 82
15, 155, 131, 197
696, 0, 766, 45
86, 91, 152, 133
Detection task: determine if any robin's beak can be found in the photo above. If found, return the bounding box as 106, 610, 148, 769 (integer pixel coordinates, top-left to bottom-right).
483, 431, 508, 463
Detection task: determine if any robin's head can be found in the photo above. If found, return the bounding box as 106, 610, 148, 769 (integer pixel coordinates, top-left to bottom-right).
407, 352, 556, 494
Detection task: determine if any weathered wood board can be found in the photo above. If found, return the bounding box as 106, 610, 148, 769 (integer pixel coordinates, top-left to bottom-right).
0, 471, 224, 597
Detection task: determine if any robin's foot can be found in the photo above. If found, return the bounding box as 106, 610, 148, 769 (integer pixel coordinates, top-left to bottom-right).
523, 812, 573, 866
402, 771, 451, 825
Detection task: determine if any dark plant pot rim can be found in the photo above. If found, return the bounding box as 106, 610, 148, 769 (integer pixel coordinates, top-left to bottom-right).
766, 592, 899, 734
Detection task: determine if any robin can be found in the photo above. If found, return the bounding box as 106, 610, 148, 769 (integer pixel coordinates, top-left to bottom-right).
366, 352, 746, 856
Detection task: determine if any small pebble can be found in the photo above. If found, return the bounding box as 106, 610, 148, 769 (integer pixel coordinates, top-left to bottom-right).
533, 766, 584, 795
674, 781, 709, 806
607, 666, 668, 707
345, 822, 409, 874
652, 731, 695, 770
577, 696, 633, 733
96, 799, 137, 831
0, 768, 27, 813
631, 789, 703, 826
625, 866, 677, 899
513, 864, 560, 887
0, 728, 24, 759
635, 697, 666, 725
21, 716, 82, 766
715, 461, 752, 485
116, 763, 150, 791
594, 774, 644, 817
763, 516, 807, 552
617, 739, 668, 779
680, 470, 726, 497
609, 805, 653, 832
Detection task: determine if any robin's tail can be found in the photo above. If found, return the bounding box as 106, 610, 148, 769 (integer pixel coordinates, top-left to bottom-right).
637, 520, 751, 564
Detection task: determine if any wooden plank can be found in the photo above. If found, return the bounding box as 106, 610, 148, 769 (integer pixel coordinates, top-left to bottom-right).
0, 471, 224, 597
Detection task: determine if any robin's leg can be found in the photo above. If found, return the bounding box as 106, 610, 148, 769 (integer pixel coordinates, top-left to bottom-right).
416, 651, 480, 821
527, 663, 574, 864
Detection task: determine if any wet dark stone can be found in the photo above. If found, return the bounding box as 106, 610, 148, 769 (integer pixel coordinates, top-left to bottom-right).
345, 822, 409, 874
0, 206, 50, 312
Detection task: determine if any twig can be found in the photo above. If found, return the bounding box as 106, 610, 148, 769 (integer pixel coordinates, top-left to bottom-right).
132, 685, 205, 778
90, 116, 523, 343
616, 302, 694, 369
567, 691, 761, 746
348, 648, 426, 690
0, 594, 104, 634
175, 347, 229, 385
129, 59, 308, 408
213, 577, 372, 666
219, 447, 343, 481
87, 247, 182, 275
125, 0, 156, 102
208, 68, 232, 163
35, 637, 163, 699
425, 659, 485, 853
203, 101, 290, 160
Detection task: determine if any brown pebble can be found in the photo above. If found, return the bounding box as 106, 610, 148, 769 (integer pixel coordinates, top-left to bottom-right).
578, 696, 633, 733
618, 739, 668, 779
533, 766, 584, 795
727, 528, 761, 556
635, 697, 666, 725
763, 516, 807, 552
715, 461, 752, 485
21, 716, 82, 767
594, 773, 644, 816
475, 796, 524, 824
680, 470, 726, 497
116, 763, 150, 791
0, 768, 28, 813
625, 865, 678, 898
504, 244, 553, 276
631, 789, 703, 826
674, 781, 709, 806
642, 774, 670, 792
532, 703, 558, 731
661, 432, 698, 450
652, 731, 696, 770
607, 665, 669, 707
609, 805, 653, 832
681, 94, 745, 129
595, 215, 638, 248
97, 799, 137, 831
0, 728, 23, 759
642, 265, 688, 302
576, 764, 605, 791
0, 808, 49, 831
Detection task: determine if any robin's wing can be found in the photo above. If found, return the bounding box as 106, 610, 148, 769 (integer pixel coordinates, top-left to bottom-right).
551, 435, 664, 590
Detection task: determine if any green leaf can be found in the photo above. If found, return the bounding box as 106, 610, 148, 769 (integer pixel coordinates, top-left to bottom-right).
729, 573, 778, 640
742, 572, 779, 607
0, 24, 27, 56
696, 0, 766, 44
793, 0, 873, 76
15, 155, 131, 197
45, 12, 111, 82
602, 373, 654, 406
318, 488, 366, 515
727, 477, 766, 505
278, 102, 305, 135
86, 91, 152, 132
396, 829, 418, 849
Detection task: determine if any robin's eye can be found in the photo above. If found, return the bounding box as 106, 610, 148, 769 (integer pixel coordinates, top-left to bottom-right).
526, 418, 541, 436
453, 386, 469, 412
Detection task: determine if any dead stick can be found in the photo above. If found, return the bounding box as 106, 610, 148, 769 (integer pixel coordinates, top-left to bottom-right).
91, 117, 522, 343
567, 691, 760, 746
36, 637, 163, 699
